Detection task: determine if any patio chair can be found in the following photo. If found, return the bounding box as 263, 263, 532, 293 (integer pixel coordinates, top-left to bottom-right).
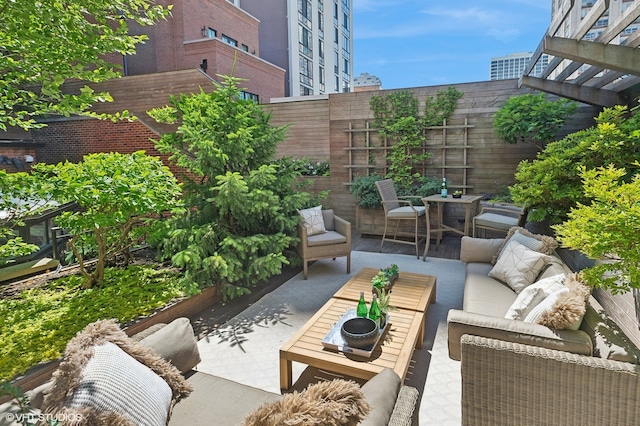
472, 204, 527, 237
296, 208, 351, 279
375, 179, 426, 258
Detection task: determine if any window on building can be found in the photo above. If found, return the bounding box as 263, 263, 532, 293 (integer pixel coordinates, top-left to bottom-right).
319, 39, 325, 65
342, 13, 350, 37
298, 0, 312, 27
341, 0, 349, 14
300, 85, 313, 96
335, 75, 339, 92
208, 27, 217, 38
300, 56, 313, 86
333, 1, 338, 25
342, 34, 349, 57
319, 66, 325, 92
318, 10, 324, 38
334, 51, 339, 74
318, 0, 323, 11
334, 26, 339, 49
299, 25, 313, 56
343, 58, 350, 78
241, 44, 249, 52
240, 91, 259, 102
222, 34, 238, 47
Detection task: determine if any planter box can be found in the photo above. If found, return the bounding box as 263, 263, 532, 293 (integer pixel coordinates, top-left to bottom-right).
4, 285, 220, 399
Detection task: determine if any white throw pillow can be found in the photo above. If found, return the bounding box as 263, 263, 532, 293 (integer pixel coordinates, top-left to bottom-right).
504, 274, 565, 320
488, 240, 551, 293
524, 287, 570, 324
298, 205, 327, 236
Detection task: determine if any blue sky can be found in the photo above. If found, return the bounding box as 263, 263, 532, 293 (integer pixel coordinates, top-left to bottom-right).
353, 0, 552, 89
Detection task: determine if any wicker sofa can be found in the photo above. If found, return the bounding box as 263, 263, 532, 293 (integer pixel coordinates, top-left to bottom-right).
1, 318, 419, 426
448, 236, 640, 426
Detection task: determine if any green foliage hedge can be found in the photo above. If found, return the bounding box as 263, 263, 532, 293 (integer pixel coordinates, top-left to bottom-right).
0, 265, 186, 381
510, 105, 640, 223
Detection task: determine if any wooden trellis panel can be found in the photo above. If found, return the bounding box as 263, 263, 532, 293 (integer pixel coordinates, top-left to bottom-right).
344, 118, 475, 192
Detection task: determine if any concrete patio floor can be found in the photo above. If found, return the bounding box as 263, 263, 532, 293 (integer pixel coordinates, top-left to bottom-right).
191, 246, 466, 425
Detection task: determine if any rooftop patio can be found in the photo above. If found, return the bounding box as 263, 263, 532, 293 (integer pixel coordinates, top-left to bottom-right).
188, 232, 466, 425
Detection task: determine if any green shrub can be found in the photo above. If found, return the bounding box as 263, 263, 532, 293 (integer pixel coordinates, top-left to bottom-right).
553, 165, 640, 294
510, 105, 640, 223
493, 93, 578, 150
149, 75, 315, 300
33, 151, 183, 288
0, 265, 186, 381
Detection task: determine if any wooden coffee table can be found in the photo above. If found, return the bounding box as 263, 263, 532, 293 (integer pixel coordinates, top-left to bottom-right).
333, 267, 437, 344
279, 268, 437, 390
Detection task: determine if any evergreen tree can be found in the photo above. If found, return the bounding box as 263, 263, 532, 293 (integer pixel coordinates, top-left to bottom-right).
149, 75, 313, 299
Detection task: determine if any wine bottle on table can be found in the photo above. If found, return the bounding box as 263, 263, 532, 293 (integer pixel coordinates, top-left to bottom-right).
441, 177, 448, 197
368, 294, 381, 328
357, 291, 368, 318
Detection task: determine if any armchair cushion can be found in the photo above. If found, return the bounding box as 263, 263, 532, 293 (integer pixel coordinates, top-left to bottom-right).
474, 212, 519, 231
307, 231, 348, 247
387, 205, 425, 218
322, 209, 335, 231
299, 205, 327, 236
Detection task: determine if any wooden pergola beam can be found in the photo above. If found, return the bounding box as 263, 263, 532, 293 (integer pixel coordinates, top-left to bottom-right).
543, 36, 640, 76
520, 75, 625, 107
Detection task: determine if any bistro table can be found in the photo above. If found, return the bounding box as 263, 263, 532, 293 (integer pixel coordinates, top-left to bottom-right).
421, 194, 483, 257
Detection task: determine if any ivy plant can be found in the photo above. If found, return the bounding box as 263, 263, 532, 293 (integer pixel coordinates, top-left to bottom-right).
553, 165, 640, 294
510, 105, 640, 223
149, 75, 315, 300
33, 151, 184, 288
493, 93, 578, 150
352, 87, 462, 207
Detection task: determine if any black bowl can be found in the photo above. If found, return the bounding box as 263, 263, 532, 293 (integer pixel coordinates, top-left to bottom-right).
340, 317, 379, 348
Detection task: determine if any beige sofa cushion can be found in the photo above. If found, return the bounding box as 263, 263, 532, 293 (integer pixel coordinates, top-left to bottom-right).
139, 318, 201, 373
489, 240, 551, 293
459, 236, 504, 263
464, 263, 517, 316
359, 368, 401, 426
504, 274, 566, 320
491, 226, 559, 264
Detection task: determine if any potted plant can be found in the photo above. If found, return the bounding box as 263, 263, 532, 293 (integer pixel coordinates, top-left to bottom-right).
371, 264, 400, 294
452, 190, 463, 199
371, 271, 390, 294
375, 287, 397, 328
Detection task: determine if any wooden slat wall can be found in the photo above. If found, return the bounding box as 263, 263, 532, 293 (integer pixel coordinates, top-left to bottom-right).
62, 69, 217, 115
266, 79, 599, 223
265, 97, 331, 159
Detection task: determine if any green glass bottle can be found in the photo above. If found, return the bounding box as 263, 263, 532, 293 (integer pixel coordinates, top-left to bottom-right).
357, 291, 368, 318
368, 294, 381, 328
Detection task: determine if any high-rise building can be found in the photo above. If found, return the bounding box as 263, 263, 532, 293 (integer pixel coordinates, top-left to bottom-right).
353, 73, 382, 91
490, 52, 550, 80
238, 0, 354, 97
549, 0, 639, 78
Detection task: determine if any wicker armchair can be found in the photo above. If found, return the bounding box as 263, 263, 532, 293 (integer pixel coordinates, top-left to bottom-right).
375, 179, 426, 258
296, 210, 351, 280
